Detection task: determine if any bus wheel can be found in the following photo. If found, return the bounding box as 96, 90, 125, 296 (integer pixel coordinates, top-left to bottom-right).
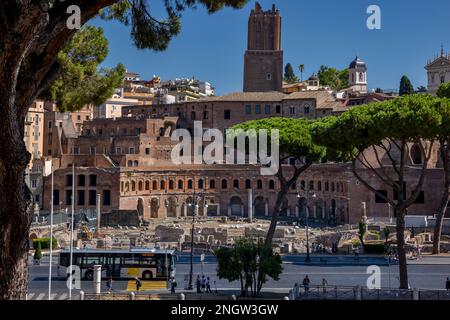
142, 271, 153, 280
85, 270, 94, 280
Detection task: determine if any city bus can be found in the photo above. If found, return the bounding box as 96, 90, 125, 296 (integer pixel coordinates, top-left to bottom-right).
57, 248, 176, 281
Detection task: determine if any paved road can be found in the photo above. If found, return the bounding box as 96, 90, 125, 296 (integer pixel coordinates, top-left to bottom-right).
27, 254, 450, 299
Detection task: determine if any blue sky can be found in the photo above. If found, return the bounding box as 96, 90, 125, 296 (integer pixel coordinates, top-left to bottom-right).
91, 0, 450, 95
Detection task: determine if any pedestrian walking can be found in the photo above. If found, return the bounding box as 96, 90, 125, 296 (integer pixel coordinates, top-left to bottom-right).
321, 278, 328, 294
106, 276, 113, 293
354, 247, 360, 260
196, 275, 201, 293
302, 275, 310, 293
446, 277, 450, 291
135, 277, 142, 292
201, 275, 206, 292
169, 277, 177, 293
206, 277, 212, 293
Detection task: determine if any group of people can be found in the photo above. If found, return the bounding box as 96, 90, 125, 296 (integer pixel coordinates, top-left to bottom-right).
301, 275, 328, 293
196, 275, 213, 293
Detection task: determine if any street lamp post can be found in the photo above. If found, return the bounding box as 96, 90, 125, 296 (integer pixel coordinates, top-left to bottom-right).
187, 194, 202, 290
298, 190, 316, 263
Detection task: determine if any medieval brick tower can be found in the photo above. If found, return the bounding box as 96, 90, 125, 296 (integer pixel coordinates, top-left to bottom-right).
243, 2, 283, 92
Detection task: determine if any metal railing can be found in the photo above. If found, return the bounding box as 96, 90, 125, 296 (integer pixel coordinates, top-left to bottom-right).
293, 284, 450, 300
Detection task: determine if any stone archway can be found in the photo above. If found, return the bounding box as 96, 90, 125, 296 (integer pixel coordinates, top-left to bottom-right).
298, 197, 307, 218
254, 196, 266, 216
229, 196, 243, 216
330, 199, 337, 223
315, 199, 324, 219
185, 197, 195, 216
150, 198, 159, 218
137, 198, 144, 219
280, 199, 289, 216
166, 197, 177, 217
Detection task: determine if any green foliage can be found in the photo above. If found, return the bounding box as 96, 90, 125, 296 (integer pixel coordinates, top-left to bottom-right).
399, 75, 414, 96
351, 238, 362, 247
100, 0, 248, 50
44, 26, 125, 112
312, 94, 442, 162
215, 238, 282, 297
363, 243, 385, 254
34, 241, 42, 261
437, 83, 450, 98
284, 63, 299, 83
32, 237, 58, 250
317, 65, 348, 90
232, 118, 326, 162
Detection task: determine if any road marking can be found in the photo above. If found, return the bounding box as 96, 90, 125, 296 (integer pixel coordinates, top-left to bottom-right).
50, 293, 57, 300
27, 293, 35, 300
127, 281, 167, 292
35, 293, 45, 300
58, 293, 68, 300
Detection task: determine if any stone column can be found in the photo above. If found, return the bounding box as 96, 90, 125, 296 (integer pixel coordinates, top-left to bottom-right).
217, 204, 221, 216
265, 202, 269, 216
227, 205, 231, 217
240, 204, 244, 217
248, 189, 253, 222
183, 204, 187, 217
296, 206, 299, 217
93, 265, 102, 295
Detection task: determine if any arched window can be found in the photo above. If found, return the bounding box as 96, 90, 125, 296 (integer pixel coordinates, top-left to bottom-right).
169, 180, 174, 189
160, 180, 166, 190
257, 179, 263, 189
331, 182, 335, 192
411, 144, 423, 165
131, 181, 136, 191
145, 180, 150, 190
125, 182, 129, 192
121, 181, 124, 192
178, 180, 184, 189
128, 160, 133, 167
300, 180, 305, 190
187, 179, 193, 189
138, 181, 143, 191
269, 180, 275, 190
325, 181, 329, 191
152, 180, 158, 190
134, 160, 139, 167
245, 179, 251, 189
203, 111, 209, 120
198, 179, 204, 189
318, 181, 322, 191
221, 179, 228, 189
191, 111, 196, 120
209, 179, 216, 189
233, 179, 240, 189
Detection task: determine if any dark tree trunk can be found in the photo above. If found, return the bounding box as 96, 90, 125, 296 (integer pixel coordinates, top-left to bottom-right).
395, 208, 408, 289
0, 42, 33, 300
264, 185, 288, 248
0, 0, 118, 299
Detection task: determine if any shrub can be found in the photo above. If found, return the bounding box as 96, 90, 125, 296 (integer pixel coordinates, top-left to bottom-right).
34, 241, 42, 260
351, 238, 362, 247
363, 243, 385, 254
32, 237, 58, 250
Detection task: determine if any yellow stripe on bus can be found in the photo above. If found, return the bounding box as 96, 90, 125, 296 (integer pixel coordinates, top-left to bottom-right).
126, 281, 167, 291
